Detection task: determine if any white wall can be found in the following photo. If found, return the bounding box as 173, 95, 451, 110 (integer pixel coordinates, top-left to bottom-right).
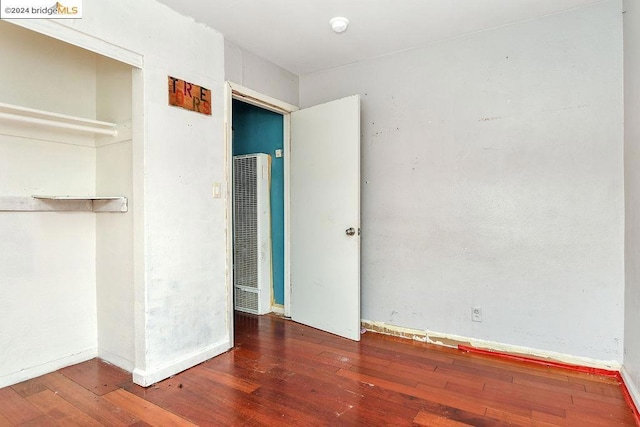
225, 39, 299, 106
0, 22, 98, 386
96, 56, 134, 370
48, 0, 228, 385
96, 141, 134, 369
623, 0, 640, 407
0, 23, 97, 117
4, 0, 229, 386
300, 0, 624, 363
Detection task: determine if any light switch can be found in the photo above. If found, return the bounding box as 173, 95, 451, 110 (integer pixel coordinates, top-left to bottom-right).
275, 149, 283, 158
213, 182, 221, 199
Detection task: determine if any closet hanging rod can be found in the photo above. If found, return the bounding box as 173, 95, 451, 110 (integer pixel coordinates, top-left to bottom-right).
0, 102, 117, 136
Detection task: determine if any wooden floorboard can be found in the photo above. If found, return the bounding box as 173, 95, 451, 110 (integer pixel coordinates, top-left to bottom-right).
0, 312, 637, 426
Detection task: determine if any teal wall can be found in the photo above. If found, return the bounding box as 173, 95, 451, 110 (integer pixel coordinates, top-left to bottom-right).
232, 100, 285, 306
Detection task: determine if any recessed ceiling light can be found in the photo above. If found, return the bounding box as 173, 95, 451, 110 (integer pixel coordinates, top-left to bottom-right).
330, 17, 349, 34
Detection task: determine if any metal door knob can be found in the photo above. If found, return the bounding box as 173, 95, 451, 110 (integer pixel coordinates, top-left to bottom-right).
345, 227, 356, 236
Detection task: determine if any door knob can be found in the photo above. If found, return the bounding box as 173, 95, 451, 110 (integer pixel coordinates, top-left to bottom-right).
345, 227, 356, 236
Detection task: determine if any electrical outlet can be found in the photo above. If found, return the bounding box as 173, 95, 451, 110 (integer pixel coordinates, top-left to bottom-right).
472, 306, 482, 322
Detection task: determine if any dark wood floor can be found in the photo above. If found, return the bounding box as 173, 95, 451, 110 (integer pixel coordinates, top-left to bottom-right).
0, 312, 637, 426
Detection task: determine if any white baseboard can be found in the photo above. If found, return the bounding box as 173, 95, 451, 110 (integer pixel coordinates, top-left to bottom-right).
132, 338, 231, 387
0, 348, 97, 389
98, 348, 135, 373
361, 319, 620, 371
621, 366, 640, 414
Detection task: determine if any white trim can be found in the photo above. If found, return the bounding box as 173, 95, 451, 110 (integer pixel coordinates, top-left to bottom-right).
97, 348, 135, 373
283, 113, 292, 318
131, 68, 147, 378
621, 366, 640, 414
132, 338, 230, 387
0, 348, 97, 389
224, 82, 235, 348
228, 81, 299, 114
6, 20, 143, 68
361, 319, 621, 371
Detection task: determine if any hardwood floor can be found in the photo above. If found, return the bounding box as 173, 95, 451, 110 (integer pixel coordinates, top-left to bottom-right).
1, 312, 637, 426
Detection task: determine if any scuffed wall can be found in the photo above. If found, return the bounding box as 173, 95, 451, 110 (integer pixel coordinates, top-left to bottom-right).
301, 0, 624, 362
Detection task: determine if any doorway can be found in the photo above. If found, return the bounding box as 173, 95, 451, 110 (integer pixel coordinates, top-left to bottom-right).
225, 83, 297, 348
232, 99, 285, 314
225, 82, 362, 347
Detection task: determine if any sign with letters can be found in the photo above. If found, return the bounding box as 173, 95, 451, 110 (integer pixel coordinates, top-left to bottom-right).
168, 76, 211, 115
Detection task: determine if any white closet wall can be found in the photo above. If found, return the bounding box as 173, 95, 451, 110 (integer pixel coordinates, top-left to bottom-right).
96, 57, 134, 370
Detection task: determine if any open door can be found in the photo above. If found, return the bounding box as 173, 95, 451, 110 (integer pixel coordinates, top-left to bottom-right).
290, 95, 361, 341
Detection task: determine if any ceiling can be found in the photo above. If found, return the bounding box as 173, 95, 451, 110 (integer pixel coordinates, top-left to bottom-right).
156, 0, 604, 75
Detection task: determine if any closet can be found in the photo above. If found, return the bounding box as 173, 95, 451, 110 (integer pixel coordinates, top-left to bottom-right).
0, 21, 135, 384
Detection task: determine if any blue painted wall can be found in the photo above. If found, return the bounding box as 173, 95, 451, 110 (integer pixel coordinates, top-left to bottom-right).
232, 100, 285, 306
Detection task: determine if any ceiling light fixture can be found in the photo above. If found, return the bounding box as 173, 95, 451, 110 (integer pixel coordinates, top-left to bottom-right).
330, 17, 349, 34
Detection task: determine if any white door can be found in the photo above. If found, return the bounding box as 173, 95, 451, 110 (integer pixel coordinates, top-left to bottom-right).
290, 95, 361, 341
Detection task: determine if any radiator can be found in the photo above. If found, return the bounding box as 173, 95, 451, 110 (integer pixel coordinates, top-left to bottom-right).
233, 153, 272, 314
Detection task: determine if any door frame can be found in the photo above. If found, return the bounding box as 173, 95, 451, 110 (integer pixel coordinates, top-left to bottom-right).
224, 81, 298, 345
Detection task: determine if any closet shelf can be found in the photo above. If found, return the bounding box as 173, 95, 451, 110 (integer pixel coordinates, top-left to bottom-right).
0, 102, 117, 136
0, 196, 128, 212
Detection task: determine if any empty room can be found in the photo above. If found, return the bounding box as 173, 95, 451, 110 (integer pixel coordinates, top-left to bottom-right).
0, 0, 639, 425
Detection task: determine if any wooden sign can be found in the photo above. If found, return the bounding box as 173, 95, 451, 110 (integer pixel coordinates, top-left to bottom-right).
168, 76, 211, 115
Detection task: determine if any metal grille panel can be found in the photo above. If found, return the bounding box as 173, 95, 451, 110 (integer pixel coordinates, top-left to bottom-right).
234, 287, 259, 314
233, 156, 258, 289
233, 153, 272, 315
